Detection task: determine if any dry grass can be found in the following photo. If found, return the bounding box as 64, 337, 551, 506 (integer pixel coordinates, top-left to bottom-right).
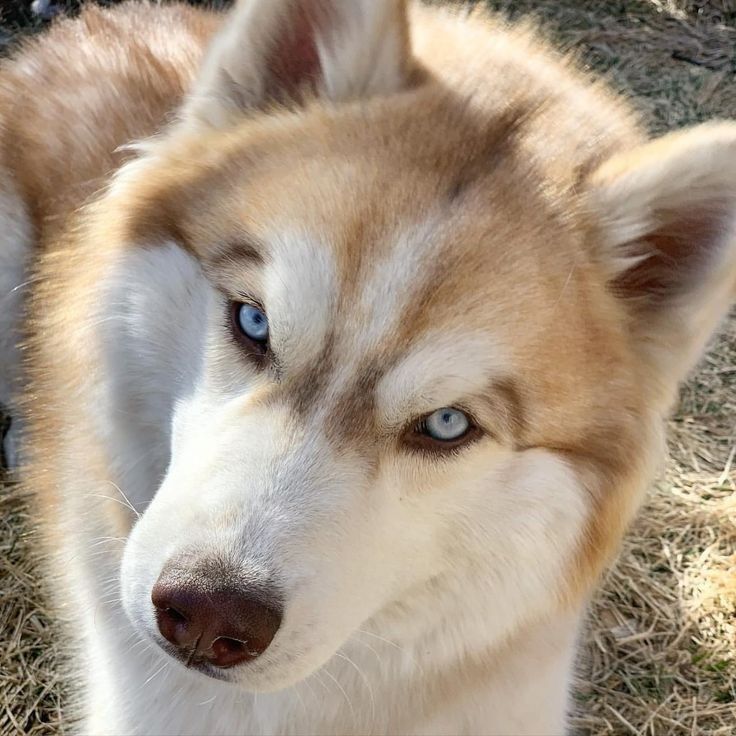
573, 314, 736, 735
1, 1, 735, 734
0, 483, 64, 735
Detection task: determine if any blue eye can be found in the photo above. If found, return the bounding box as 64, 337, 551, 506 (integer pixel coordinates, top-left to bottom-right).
234, 303, 269, 344
423, 408, 470, 442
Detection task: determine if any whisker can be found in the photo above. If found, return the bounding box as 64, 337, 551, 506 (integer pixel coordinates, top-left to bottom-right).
351, 638, 384, 669
355, 629, 403, 652
142, 663, 168, 689
322, 667, 356, 725
355, 629, 425, 678
292, 682, 309, 718
301, 672, 320, 701
0, 277, 38, 305
86, 481, 141, 519
87, 537, 126, 551
335, 651, 375, 728
312, 670, 331, 693
141, 660, 169, 689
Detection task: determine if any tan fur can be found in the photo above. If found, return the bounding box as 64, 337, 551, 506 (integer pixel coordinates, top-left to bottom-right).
0, 2, 219, 238
89, 47, 653, 595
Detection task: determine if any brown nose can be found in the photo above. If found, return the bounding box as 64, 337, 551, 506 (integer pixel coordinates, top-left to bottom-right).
151, 568, 282, 669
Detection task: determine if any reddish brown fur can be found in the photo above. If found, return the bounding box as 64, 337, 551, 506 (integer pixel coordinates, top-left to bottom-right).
0, 2, 220, 239
3, 0, 684, 641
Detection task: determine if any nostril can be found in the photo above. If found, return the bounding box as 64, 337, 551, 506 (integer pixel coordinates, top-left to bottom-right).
164, 606, 187, 625
155, 604, 192, 647
213, 637, 244, 656
211, 637, 252, 668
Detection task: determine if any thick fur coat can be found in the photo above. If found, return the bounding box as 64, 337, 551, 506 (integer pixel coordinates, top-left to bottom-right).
1, 1, 735, 733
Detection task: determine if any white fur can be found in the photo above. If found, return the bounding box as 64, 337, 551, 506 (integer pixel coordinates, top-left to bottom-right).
262, 228, 339, 376
353, 215, 451, 348
183, 0, 408, 129
92, 242, 209, 507
376, 329, 509, 429
316, 1, 407, 103
588, 122, 736, 408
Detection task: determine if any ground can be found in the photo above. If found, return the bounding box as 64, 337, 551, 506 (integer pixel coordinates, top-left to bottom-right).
0, 1, 734, 734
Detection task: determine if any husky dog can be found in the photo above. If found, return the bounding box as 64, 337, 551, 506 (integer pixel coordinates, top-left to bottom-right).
1, 0, 735, 733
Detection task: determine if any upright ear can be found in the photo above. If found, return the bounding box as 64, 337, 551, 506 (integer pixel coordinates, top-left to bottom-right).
586, 122, 736, 400
183, 0, 414, 128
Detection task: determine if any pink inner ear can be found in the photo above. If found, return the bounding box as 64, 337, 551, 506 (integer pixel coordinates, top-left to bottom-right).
613, 203, 729, 302
264, 2, 328, 101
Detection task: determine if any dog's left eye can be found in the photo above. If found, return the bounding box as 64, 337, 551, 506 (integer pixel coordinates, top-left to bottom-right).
404, 407, 478, 452
231, 302, 269, 354
423, 408, 470, 441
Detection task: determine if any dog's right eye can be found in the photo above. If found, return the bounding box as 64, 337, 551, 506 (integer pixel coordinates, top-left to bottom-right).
230, 301, 269, 356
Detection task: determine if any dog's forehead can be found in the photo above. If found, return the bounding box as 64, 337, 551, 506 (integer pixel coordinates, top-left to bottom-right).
160, 92, 581, 313
210, 106, 578, 315
193, 104, 601, 375
240, 159, 578, 351
142, 94, 624, 426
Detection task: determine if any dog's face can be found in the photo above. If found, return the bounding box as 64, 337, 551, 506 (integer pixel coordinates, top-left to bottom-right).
112, 0, 736, 692
119, 98, 639, 689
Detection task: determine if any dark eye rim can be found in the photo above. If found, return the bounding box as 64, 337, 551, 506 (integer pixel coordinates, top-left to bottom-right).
401, 409, 482, 454
228, 300, 270, 360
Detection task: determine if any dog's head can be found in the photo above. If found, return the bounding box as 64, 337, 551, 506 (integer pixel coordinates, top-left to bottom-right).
105, 0, 736, 690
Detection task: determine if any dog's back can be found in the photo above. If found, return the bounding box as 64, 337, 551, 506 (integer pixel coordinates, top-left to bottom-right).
0, 2, 218, 235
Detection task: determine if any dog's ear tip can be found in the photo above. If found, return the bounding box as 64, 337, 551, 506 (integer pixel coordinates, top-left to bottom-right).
586, 121, 736, 388
181, 0, 414, 130
589, 121, 736, 282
